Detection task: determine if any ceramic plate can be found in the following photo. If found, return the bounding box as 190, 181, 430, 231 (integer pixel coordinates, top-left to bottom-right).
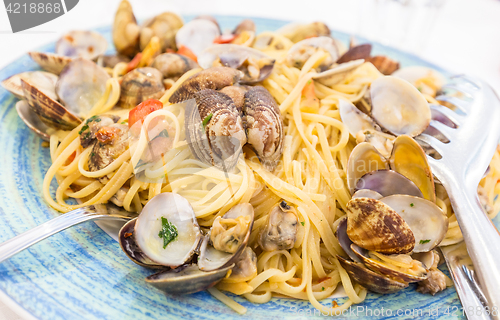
0, 15, 497, 320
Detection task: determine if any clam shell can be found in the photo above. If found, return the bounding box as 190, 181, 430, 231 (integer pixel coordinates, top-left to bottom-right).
233, 19, 256, 35
350, 244, 428, 283
175, 19, 220, 56
313, 59, 364, 87
146, 264, 232, 295
285, 36, 340, 70
198, 44, 275, 84
1, 71, 58, 100
140, 12, 183, 51
56, 58, 110, 116
380, 195, 448, 252
151, 53, 199, 79
185, 89, 246, 171
220, 85, 247, 114
338, 98, 378, 137
243, 86, 284, 171
56, 30, 107, 60
337, 44, 372, 64
370, 76, 431, 137
392, 66, 446, 95
347, 142, 389, 195
355, 170, 424, 198
337, 255, 408, 294
119, 67, 165, 109
21, 79, 82, 130
169, 66, 242, 103
112, 0, 140, 57
28, 52, 72, 75
367, 56, 400, 75
15, 100, 51, 141
390, 135, 436, 202
352, 189, 383, 200
335, 217, 362, 262
278, 22, 331, 43
346, 197, 415, 254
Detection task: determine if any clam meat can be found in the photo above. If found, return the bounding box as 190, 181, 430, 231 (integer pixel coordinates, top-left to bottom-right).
258, 201, 298, 251
119, 67, 165, 109
79, 114, 121, 148
88, 123, 129, 172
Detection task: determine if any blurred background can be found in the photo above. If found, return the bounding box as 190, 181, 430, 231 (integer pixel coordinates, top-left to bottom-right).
0, 0, 500, 92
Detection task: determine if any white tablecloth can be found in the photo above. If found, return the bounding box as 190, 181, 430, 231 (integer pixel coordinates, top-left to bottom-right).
0, 0, 500, 318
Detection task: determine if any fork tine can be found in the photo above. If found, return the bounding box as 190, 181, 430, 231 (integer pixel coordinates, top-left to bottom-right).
416, 133, 448, 154
441, 84, 476, 98
429, 120, 457, 140
429, 104, 464, 126
451, 74, 482, 89
435, 95, 469, 113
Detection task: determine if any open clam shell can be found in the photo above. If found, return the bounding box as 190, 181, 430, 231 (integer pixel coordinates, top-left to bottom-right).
28, 52, 72, 75
336, 44, 372, 64
2, 71, 58, 100
380, 195, 448, 252
313, 59, 364, 87
390, 135, 436, 202
112, 0, 140, 57
140, 12, 183, 51
56, 30, 107, 60
346, 197, 415, 254
175, 19, 221, 56
56, 58, 110, 116
15, 100, 51, 141
352, 189, 383, 200
350, 244, 428, 283
198, 44, 275, 84
370, 76, 431, 137
133, 193, 203, 268
277, 22, 331, 43
198, 203, 255, 271
337, 255, 408, 294
392, 66, 446, 96
355, 170, 424, 198
145, 264, 233, 295
347, 142, 389, 195
21, 79, 82, 130
285, 36, 339, 70
119, 67, 165, 109
338, 98, 378, 137
335, 217, 362, 262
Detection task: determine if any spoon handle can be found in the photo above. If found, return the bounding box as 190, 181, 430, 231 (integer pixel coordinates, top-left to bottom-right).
0, 207, 126, 263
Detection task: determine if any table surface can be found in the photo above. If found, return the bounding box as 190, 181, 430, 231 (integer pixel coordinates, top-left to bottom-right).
0, 0, 499, 318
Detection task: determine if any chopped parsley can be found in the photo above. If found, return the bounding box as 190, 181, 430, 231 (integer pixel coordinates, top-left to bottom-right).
321, 287, 325, 291
90, 152, 95, 158
201, 113, 213, 130
419, 239, 431, 244
158, 217, 178, 249
410, 203, 414, 207
417, 86, 423, 92
301, 221, 305, 226
78, 124, 89, 135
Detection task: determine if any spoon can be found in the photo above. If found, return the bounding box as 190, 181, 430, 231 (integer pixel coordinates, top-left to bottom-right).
0, 203, 137, 263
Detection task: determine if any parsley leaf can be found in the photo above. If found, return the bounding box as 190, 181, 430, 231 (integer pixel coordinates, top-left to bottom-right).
419, 239, 431, 244
201, 113, 213, 131
301, 221, 305, 226
410, 203, 414, 207
158, 217, 178, 249
321, 287, 325, 291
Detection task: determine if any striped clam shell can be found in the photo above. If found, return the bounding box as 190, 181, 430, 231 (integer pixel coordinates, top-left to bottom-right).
119, 67, 165, 109
185, 89, 246, 171
28, 52, 72, 75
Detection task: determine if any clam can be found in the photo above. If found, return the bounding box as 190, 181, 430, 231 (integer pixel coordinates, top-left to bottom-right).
243, 86, 284, 171
346, 197, 415, 254
169, 66, 242, 104
355, 129, 395, 159
285, 36, 340, 71
15, 100, 51, 141
352, 189, 383, 200
112, 0, 140, 58
336, 44, 372, 64
224, 247, 257, 282
392, 66, 446, 97
380, 195, 448, 252
220, 85, 247, 114
56, 30, 107, 60
231, 19, 256, 47
252, 32, 295, 57
101, 54, 130, 68
370, 76, 431, 137
277, 22, 331, 43
88, 123, 129, 172
185, 89, 246, 171
335, 217, 362, 262
21, 78, 81, 130
390, 135, 436, 202
233, 19, 256, 35
337, 255, 408, 294
338, 98, 378, 137
79, 114, 120, 148
151, 53, 199, 80
367, 56, 400, 75
313, 59, 364, 87
355, 170, 424, 198
175, 19, 221, 57
346, 142, 389, 195
350, 244, 428, 283
198, 203, 254, 271
1, 71, 58, 100
119, 67, 165, 109
132, 193, 203, 267
56, 58, 110, 115
198, 44, 275, 84
258, 200, 298, 251
140, 12, 184, 51
28, 52, 72, 75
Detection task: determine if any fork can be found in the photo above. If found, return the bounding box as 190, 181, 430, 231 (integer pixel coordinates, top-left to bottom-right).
416, 75, 500, 320
0, 203, 136, 263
